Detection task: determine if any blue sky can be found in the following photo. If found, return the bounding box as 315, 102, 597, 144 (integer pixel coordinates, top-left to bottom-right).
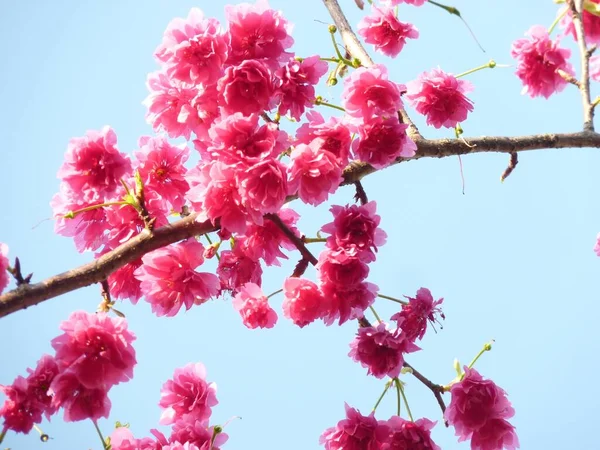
0, 1, 599, 449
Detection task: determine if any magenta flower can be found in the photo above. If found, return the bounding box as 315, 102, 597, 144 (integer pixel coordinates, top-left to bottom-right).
445, 367, 518, 449
358, 6, 418, 58
170, 416, 228, 450
560, 1, 600, 45
353, 117, 416, 168
107, 258, 143, 304
391, 287, 444, 342
232, 282, 278, 329
217, 60, 275, 116
238, 159, 288, 215
134, 136, 190, 213
155, 8, 228, 86
217, 246, 263, 294
276, 55, 328, 120
295, 111, 352, 166
159, 362, 218, 425
382, 417, 440, 450
51, 311, 136, 389
317, 249, 370, 287
349, 322, 418, 379
287, 143, 343, 206
511, 25, 574, 99
405, 68, 474, 129
282, 277, 328, 327
225, 0, 293, 68
321, 280, 378, 326
135, 240, 219, 317
341, 64, 405, 121
49, 371, 111, 422
57, 126, 132, 203
0, 243, 9, 294
320, 403, 389, 450
321, 202, 387, 263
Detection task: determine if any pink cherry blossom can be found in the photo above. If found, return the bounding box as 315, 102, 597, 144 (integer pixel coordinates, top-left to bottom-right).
287, 143, 343, 206
109, 427, 138, 450
107, 258, 143, 304
134, 240, 219, 317
382, 417, 440, 450
238, 159, 288, 214
232, 282, 278, 329
380, 0, 427, 5
155, 8, 228, 85
49, 371, 111, 422
295, 111, 352, 166
225, 0, 294, 68
163, 443, 200, 450
341, 64, 405, 120
445, 367, 517, 449
511, 25, 574, 99
170, 416, 228, 450
134, 136, 190, 213
321, 280, 378, 326
159, 362, 218, 425
0, 243, 9, 294
391, 288, 444, 342
276, 55, 328, 120
560, 1, 600, 45
321, 202, 387, 262
57, 126, 132, 203
317, 249, 370, 287
353, 117, 416, 168
217, 60, 275, 116
349, 322, 418, 379
590, 55, 600, 82
216, 246, 263, 294
358, 6, 418, 58
25, 355, 59, 417
282, 277, 328, 327
595, 232, 600, 256
320, 403, 389, 450
405, 68, 474, 129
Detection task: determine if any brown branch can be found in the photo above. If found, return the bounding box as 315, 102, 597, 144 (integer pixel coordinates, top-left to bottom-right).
266, 213, 318, 265
353, 181, 368, 205
403, 361, 448, 423
500, 152, 518, 182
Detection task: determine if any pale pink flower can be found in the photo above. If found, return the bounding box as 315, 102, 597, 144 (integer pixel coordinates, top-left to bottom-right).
57, 126, 132, 203
353, 117, 416, 168
560, 1, 600, 45
358, 6, 418, 58
445, 367, 517, 449
135, 240, 219, 317
51, 311, 136, 389
282, 277, 327, 327
276, 55, 328, 120
590, 55, 600, 82
595, 232, 600, 256
134, 136, 190, 213
216, 246, 263, 294
163, 443, 200, 450
321, 202, 387, 263
391, 287, 444, 342
321, 281, 378, 326
225, 0, 294, 68
107, 258, 143, 304
405, 68, 474, 128
49, 371, 111, 422
0, 243, 9, 294
232, 282, 278, 329
218, 60, 275, 116
382, 417, 440, 450
320, 403, 389, 450
295, 111, 352, 166
155, 8, 228, 85
171, 416, 228, 450
380, 0, 426, 5
341, 64, 405, 120
349, 322, 418, 379
287, 143, 343, 206
109, 427, 138, 450
159, 362, 218, 425
511, 25, 574, 99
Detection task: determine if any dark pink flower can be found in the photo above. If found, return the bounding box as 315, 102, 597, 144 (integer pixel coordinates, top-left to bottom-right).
134, 240, 219, 317
349, 322, 418, 379
391, 288, 444, 342
25, 355, 59, 417
225, 0, 293, 68
107, 258, 143, 304
57, 126, 132, 203
49, 371, 110, 422
321, 281, 378, 326
470, 419, 519, 450
560, 2, 600, 45
170, 416, 228, 450
0, 243, 9, 294
134, 136, 190, 213
287, 143, 343, 206
276, 55, 328, 120
317, 249, 370, 287
295, 111, 352, 166
382, 417, 440, 450
218, 60, 275, 116
321, 202, 387, 262
238, 159, 288, 214
320, 403, 389, 450
405, 68, 474, 129
51, 311, 136, 389
511, 25, 574, 99
353, 116, 416, 168
216, 246, 263, 294
358, 6, 418, 58
445, 367, 517, 447
232, 282, 278, 329
159, 362, 218, 425
282, 277, 328, 327
155, 8, 228, 86
341, 64, 405, 120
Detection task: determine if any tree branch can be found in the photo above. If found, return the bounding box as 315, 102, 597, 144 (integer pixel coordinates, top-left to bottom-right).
403, 361, 448, 423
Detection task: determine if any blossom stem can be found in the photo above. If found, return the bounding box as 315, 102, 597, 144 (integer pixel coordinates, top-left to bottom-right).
329, 26, 351, 65
320, 57, 342, 63
467, 340, 494, 369
395, 378, 402, 416
267, 288, 283, 299
204, 233, 221, 262
0, 428, 6, 445
372, 380, 392, 412
63, 201, 130, 219
548, 7, 569, 35
33, 424, 49, 442
92, 420, 108, 450
395, 378, 414, 421
314, 96, 346, 112
303, 237, 327, 243
377, 293, 408, 305
369, 305, 382, 323
455, 60, 497, 79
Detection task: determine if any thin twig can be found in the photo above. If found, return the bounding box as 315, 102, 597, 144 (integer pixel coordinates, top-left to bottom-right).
354, 181, 368, 205
500, 152, 519, 182
266, 214, 318, 266
403, 361, 448, 424
7, 257, 33, 286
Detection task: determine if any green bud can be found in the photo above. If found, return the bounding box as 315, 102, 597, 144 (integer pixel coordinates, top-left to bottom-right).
328, 25, 337, 34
